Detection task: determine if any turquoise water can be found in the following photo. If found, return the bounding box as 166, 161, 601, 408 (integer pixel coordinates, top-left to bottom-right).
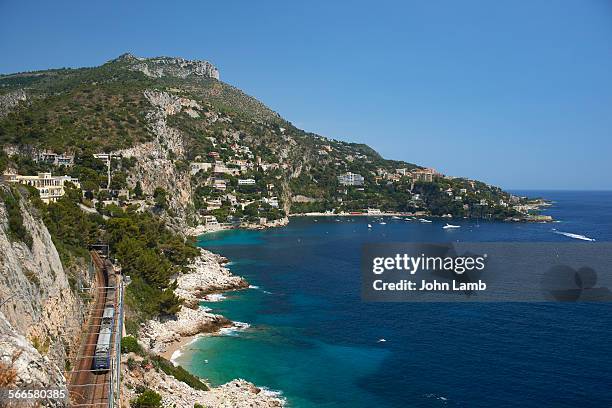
174, 191, 612, 407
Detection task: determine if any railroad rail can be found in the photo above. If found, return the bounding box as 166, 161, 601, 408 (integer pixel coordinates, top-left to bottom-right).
67, 250, 124, 408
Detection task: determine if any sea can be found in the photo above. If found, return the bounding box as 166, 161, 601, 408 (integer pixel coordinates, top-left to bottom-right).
172, 191, 612, 407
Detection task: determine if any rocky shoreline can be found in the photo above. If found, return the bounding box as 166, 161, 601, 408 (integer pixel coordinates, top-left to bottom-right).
185, 217, 290, 236
129, 247, 285, 407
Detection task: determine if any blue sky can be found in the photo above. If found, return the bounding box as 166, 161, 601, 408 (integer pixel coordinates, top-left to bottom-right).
1, 0, 611, 189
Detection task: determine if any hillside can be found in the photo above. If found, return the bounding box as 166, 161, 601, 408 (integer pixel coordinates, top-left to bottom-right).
0, 53, 538, 226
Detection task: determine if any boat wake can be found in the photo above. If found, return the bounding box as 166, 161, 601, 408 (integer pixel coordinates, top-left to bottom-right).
424, 393, 449, 403
552, 229, 595, 242
250, 285, 273, 294
442, 223, 460, 229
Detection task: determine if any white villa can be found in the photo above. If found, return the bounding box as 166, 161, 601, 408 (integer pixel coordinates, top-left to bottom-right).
3, 172, 81, 203
338, 172, 364, 186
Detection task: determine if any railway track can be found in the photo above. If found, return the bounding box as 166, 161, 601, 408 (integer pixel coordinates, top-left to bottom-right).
67, 251, 117, 407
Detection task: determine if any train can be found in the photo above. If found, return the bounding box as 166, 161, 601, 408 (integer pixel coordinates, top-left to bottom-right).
92, 259, 116, 372
92, 306, 115, 371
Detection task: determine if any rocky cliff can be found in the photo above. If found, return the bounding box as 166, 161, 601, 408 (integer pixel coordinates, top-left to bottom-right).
118, 53, 220, 80
0, 89, 27, 118
115, 90, 202, 230
0, 186, 91, 405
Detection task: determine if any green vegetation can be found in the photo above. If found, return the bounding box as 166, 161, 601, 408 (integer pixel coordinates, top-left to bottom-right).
23, 269, 40, 287
133, 181, 143, 198
150, 355, 209, 391
31, 336, 50, 355
25, 182, 198, 329
152, 187, 168, 210
131, 389, 162, 408
121, 336, 144, 355
43, 188, 99, 266
120, 335, 208, 391
1, 54, 525, 221
103, 208, 198, 326
0, 187, 33, 248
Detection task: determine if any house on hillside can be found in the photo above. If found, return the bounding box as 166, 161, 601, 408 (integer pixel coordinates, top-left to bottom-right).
3, 172, 80, 203
338, 172, 364, 186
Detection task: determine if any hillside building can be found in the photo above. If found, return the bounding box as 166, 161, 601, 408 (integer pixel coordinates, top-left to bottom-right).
3, 172, 81, 203
36, 151, 74, 167
338, 172, 364, 186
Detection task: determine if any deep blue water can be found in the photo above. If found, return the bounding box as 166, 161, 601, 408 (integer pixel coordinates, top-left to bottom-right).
175, 191, 612, 407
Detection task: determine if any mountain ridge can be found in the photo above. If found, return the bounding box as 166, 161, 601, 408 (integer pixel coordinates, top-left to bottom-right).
0, 53, 538, 226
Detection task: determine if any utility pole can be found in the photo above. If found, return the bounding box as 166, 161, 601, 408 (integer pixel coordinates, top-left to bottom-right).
93, 153, 113, 189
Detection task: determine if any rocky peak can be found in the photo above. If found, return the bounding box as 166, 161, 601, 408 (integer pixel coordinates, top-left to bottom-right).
114, 53, 220, 80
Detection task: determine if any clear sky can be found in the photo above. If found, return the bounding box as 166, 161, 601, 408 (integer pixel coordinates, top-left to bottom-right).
1, 0, 611, 190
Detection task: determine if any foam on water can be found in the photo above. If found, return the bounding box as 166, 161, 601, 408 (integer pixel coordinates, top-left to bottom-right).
170, 349, 182, 366
259, 387, 287, 404
204, 293, 227, 302
249, 284, 272, 294
218, 321, 251, 336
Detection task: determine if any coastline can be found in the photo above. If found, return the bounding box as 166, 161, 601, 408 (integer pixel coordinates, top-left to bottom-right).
126, 246, 285, 407
186, 217, 290, 237
137, 199, 554, 407
289, 204, 553, 222
161, 332, 199, 361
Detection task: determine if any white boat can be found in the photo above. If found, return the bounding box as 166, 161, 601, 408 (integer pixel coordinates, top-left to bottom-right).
367, 224, 372, 228
391, 216, 401, 219
379, 221, 387, 225
419, 218, 432, 223
443, 223, 461, 229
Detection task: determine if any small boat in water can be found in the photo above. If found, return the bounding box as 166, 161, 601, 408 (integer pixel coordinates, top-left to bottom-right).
552, 229, 595, 241
368, 224, 372, 228
391, 216, 401, 219
419, 218, 432, 223
443, 223, 461, 229
379, 221, 387, 225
